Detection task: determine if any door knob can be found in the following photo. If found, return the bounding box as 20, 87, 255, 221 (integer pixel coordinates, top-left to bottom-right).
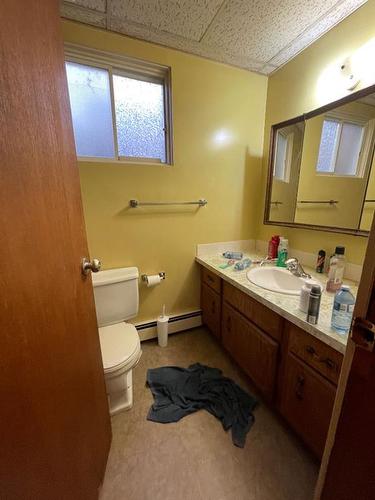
82, 257, 101, 275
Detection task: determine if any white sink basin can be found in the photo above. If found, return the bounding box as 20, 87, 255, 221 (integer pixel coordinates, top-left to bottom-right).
247, 266, 306, 295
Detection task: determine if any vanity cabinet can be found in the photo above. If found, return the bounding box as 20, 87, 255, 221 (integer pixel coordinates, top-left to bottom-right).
199, 263, 344, 459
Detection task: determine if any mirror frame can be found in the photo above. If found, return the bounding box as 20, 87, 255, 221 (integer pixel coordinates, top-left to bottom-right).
264, 83, 375, 237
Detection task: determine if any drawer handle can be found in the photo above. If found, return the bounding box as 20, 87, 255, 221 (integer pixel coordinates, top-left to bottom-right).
319, 358, 336, 370
206, 274, 215, 283
295, 374, 305, 400
305, 346, 336, 370
306, 345, 318, 357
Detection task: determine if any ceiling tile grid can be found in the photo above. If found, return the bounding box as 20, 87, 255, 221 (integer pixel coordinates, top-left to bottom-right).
60, 0, 368, 75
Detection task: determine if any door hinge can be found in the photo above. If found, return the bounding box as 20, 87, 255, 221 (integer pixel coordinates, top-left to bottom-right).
351, 317, 375, 352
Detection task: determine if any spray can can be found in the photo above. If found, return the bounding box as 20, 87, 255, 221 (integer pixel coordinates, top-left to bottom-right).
307, 286, 322, 325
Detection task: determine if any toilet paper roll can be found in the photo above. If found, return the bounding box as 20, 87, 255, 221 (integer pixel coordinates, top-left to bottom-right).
146, 274, 162, 287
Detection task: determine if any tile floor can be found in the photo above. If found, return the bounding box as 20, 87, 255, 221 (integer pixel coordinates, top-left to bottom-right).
100, 327, 319, 500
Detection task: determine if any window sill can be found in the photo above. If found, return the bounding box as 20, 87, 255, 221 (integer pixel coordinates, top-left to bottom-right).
77, 157, 172, 167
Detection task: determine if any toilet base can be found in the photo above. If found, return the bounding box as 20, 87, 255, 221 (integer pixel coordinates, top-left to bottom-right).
105, 369, 134, 416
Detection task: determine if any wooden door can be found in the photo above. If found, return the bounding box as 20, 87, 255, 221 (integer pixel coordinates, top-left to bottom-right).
315, 212, 375, 497
0, 2, 111, 499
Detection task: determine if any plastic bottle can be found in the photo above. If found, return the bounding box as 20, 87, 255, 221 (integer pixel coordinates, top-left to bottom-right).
234, 258, 252, 271
277, 238, 288, 267
331, 285, 356, 334
326, 246, 346, 293
268, 235, 280, 259
222, 251, 243, 260
307, 285, 322, 325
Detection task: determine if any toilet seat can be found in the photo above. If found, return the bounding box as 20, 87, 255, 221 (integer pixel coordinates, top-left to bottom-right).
98, 322, 141, 374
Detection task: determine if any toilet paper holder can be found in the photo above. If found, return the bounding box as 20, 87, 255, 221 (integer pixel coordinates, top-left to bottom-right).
141, 272, 166, 282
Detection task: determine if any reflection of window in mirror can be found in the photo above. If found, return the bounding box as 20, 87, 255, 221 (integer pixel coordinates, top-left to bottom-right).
274, 131, 294, 182
316, 114, 375, 177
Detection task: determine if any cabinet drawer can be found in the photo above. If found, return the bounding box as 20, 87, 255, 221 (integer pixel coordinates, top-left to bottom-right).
223, 281, 283, 342
280, 352, 336, 458
201, 267, 221, 294
222, 303, 278, 400
201, 282, 221, 339
287, 323, 343, 385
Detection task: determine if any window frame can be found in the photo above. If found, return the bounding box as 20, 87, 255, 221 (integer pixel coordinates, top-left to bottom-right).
64, 43, 174, 166
315, 112, 368, 178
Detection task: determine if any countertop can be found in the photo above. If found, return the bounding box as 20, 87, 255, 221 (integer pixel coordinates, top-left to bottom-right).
196, 253, 358, 354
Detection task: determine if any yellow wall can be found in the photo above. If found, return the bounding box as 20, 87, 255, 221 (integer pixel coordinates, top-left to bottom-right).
62, 20, 268, 322
260, 0, 375, 265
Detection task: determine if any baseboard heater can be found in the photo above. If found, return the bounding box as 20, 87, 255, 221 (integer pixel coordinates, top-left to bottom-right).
135, 310, 202, 342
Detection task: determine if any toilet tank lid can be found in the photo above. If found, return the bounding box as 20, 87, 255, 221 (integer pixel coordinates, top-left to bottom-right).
92, 267, 139, 287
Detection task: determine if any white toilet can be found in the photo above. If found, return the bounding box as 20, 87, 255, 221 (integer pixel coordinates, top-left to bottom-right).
92, 267, 142, 416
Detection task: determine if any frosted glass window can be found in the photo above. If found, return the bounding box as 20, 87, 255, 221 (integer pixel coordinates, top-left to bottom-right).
335, 122, 363, 175
65, 62, 115, 158
316, 118, 364, 176
316, 120, 339, 173
113, 75, 166, 162
274, 133, 287, 180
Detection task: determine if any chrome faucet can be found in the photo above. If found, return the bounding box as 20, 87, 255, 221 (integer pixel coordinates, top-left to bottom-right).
285, 258, 311, 279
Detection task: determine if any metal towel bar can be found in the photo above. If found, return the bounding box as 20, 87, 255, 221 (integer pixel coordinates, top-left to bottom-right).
129, 199, 207, 208
298, 200, 339, 205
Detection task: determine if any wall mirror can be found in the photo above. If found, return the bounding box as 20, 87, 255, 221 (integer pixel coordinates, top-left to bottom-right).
265, 84, 375, 235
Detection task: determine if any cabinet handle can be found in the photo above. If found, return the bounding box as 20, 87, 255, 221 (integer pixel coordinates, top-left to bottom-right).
211, 301, 216, 314
295, 374, 305, 400
227, 315, 232, 332
206, 274, 215, 283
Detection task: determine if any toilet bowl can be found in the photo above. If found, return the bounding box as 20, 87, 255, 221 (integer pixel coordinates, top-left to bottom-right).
92, 267, 142, 415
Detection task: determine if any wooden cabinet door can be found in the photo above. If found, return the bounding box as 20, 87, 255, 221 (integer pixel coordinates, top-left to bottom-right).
0, 2, 111, 498
280, 352, 336, 458
222, 303, 278, 400
201, 283, 221, 339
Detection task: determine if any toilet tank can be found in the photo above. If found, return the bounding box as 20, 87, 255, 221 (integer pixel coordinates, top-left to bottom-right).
92, 267, 139, 327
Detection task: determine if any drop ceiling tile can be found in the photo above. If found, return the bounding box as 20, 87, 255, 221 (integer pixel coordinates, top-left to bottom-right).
63, 0, 106, 12
268, 0, 367, 67
108, 14, 264, 72
60, 0, 369, 75
202, 0, 342, 62
108, 0, 224, 41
